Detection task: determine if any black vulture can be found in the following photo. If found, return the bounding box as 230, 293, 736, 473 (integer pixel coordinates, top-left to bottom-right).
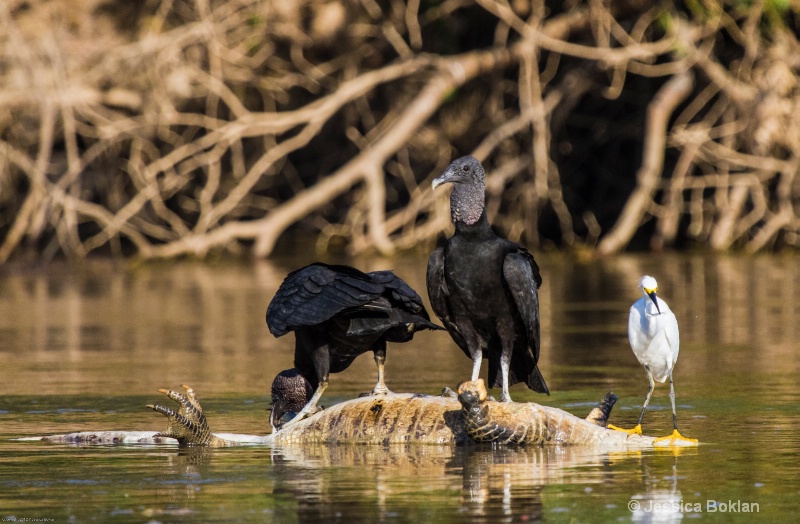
266, 263, 442, 425
427, 155, 549, 401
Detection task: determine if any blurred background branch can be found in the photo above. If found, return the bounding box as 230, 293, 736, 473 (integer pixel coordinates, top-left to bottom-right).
1, 0, 800, 261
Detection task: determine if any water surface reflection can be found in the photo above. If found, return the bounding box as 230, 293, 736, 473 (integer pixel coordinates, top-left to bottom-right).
1, 253, 798, 521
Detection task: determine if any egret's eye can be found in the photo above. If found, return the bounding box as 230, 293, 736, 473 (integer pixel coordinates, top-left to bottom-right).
461, 164, 470, 173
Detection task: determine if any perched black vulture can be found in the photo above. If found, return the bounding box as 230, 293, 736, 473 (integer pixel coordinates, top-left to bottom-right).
427, 156, 549, 401
266, 263, 442, 424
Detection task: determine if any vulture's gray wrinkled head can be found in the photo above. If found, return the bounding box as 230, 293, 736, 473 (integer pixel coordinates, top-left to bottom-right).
270, 368, 313, 431
432, 155, 486, 225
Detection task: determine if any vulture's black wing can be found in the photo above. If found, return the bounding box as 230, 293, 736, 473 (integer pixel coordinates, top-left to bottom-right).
502, 251, 541, 361
347, 270, 443, 337
369, 270, 427, 317
502, 250, 549, 394
266, 263, 387, 337
426, 247, 468, 352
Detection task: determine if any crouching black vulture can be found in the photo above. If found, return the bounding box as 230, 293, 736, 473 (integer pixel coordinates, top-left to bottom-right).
427, 155, 549, 402
266, 263, 442, 426
269, 369, 314, 431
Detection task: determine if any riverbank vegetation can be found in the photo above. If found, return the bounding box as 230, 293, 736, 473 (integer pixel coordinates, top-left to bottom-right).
2, 0, 799, 261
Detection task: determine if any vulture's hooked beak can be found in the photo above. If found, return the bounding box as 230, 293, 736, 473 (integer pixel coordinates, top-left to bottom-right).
431, 174, 448, 190
268, 401, 282, 431
432, 166, 459, 189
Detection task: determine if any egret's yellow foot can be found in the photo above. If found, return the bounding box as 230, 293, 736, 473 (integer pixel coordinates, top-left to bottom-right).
653, 429, 698, 445
607, 423, 642, 435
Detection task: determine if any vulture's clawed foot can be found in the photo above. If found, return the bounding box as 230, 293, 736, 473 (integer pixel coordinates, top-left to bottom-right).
147, 385, 226, 447
358, 385, 393, 398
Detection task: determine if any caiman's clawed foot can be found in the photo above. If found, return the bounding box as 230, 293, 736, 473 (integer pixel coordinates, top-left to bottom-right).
607, 423, 643, 435
585, 392, 618, 427
653, 429, 698, 446
457, 379, 488, 407
148, 385, 226, 447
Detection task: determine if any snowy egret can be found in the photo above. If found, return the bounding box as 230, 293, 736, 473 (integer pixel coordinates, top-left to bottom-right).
608, 276, 697, 444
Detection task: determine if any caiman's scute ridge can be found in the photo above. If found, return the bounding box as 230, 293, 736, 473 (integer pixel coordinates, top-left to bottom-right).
31, 380, 697, 448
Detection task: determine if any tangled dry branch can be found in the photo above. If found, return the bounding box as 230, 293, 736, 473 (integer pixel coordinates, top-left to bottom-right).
1, 0, 799, 261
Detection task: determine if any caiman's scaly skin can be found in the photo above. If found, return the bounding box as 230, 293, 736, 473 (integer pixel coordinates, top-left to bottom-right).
33, 379, 696, 448
272, 389, 464, 445
273, 380, 617, 446
459, 380, 619, 446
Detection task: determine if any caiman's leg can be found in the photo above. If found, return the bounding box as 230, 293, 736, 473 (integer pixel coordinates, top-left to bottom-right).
148, 385, 227, 446
371, 341, 392, 395
653, 372, 698, 445
609, 367, 655, 435
441, 387, 458, 398
585, 392, 619, 427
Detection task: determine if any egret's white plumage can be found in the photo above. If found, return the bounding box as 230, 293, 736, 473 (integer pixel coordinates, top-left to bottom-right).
609, 276, 697, 444
628, 275, 679, 383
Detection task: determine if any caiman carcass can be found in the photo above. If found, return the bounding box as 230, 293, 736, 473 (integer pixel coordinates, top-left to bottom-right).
30, 380, 697, 448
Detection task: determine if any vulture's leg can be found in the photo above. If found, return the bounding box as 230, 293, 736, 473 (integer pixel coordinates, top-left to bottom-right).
288, 380, 327, 426
470, 352, 483, 382
283, 333, 330, 428
499, 363, 512, 402
371, 340, 392, 395
499, 337, 514, 402
461, 321, 484, 383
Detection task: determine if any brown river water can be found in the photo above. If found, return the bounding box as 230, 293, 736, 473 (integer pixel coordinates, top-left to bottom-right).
0, 253, 798, 522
